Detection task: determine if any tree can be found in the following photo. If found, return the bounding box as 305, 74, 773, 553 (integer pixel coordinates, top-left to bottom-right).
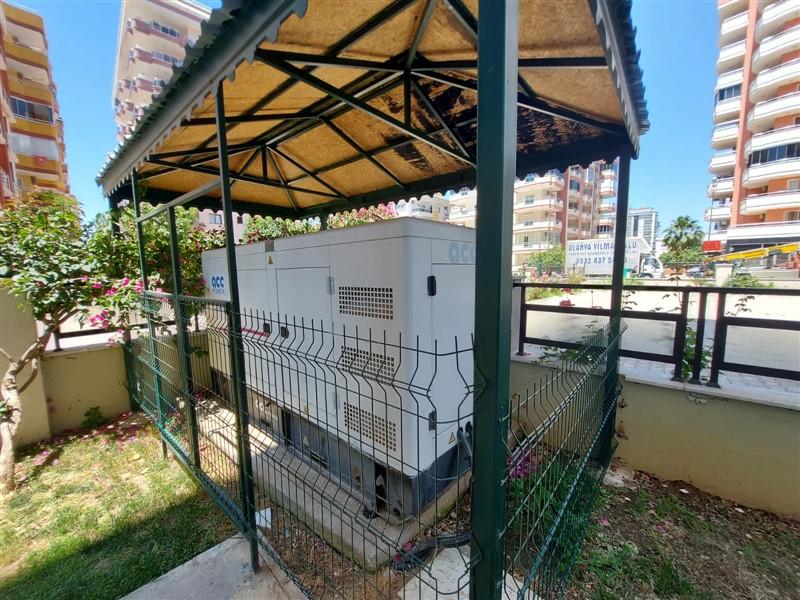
87, 205, 225, 297
660, 215, 704, 265
0, 194, 104, 492
527, 245, 565, 274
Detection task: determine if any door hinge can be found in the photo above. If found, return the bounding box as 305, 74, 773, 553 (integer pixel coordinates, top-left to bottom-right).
427, 275, 437, 296
327, 276, 335, 294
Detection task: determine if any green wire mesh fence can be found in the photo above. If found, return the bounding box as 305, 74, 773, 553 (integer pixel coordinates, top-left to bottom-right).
124, 291, 621, 599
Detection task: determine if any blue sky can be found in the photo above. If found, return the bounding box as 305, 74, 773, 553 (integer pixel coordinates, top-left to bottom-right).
24, 0, 718, 229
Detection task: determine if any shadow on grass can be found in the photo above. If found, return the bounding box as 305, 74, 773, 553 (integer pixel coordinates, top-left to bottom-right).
0, 489, 237, 600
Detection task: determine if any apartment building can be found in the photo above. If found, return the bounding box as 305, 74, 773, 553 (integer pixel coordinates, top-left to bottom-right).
396, 194, 450, 221
707, 0, 800, 253
448, 160, 617, 271
597, 205, 660, 249
113, 0, 209, 142
0, 2, 68, 202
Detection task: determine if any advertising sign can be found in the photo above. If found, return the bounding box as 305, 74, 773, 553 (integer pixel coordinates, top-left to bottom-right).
565, 237, 651, 275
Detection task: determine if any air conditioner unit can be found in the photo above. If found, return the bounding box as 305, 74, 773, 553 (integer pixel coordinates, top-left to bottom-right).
202, 218, 475, 520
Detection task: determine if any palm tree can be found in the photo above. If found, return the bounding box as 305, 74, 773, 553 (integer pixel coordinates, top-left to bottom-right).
662, 215, 704, 254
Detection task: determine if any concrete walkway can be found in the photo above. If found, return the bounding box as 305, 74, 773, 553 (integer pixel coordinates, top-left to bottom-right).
123, 535, 305, 600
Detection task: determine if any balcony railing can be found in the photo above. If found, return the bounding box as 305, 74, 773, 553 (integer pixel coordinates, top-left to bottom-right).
725, 219, 800, 239
752, 25, 800, 73
514, 283, 800, 386
711, 120, 740, 149
720, 10, 748, 45
513, 219, 561, 232
757, 0, 800, 41
714, 95, 741, 123
743, 157, 800, 186
745, 124, 800, 155
707, 177, 734, 198
750, 58, 800, 102
704, 204, 732, 221
747, 92, 800, 133
513, 196, 562, 211
717, 39, 746, 73
740, 189, 800, 214
709, 150, 736, 174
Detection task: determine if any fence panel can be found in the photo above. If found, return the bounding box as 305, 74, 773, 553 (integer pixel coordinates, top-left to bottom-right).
124, 293, 619, 599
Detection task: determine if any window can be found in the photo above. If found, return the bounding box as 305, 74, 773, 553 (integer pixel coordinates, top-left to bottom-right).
795, 117, 800, 126
788, 179, 800, 190
787, 210, 800, 221
569, 179, 580, 191
11, 97, 53, 123
151, 21, 179, 38
236, 214, 243, 224
748, 143, 800, 166
209, 213, 223, 225
151, 51, 182, 67
717, 84, 741, 103
10, 132, 58, 160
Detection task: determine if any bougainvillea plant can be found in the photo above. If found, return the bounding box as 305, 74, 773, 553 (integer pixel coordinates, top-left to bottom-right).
326, 203, 398, 229
0, 193, 113, 493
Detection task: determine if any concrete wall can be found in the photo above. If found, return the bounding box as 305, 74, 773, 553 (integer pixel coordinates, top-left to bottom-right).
41, 345, 130, 435
510, 356, 800, 517
1, 290, 130, 445
615, 375, 800, 517
0, 290, 50, 446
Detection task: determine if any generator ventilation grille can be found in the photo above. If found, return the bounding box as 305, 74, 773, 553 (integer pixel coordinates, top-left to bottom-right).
338, 286, 394, 320
343, 402, 398, 452
340, 345, 396, 382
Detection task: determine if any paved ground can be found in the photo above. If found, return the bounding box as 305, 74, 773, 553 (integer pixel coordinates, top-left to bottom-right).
123, 535, 304, 600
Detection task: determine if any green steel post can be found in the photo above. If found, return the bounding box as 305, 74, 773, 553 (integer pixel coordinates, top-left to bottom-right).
470, 1, 518, 598
606, 152, 632, 401
215, 82, 260, 573
167, 207, 201, 467
132, 169, 167, 433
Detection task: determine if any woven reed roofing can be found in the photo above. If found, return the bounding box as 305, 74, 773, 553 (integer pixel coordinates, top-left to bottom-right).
99, 0, 648, 217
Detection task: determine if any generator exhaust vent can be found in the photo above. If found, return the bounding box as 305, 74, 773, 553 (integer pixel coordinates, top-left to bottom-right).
343, 401, 398, 452
340, 345, 396, 382
337, 286, 394, 320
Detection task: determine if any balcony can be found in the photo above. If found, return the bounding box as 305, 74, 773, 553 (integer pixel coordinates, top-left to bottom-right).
716, 68, 744, 91
10, 117, 57, 139
513, 219, 561, 233
8, 73, 53, 104
516, 172, 564, 191
752, 26, 800, 73
596, 214, 614, 226
714, 96, 741, 123
512, 242, 554, 253
3, 38, 48, 68
513, 196, 562, 212
718, 0, 748, 21
709, 150, 736, 175
740, 189, 800, 214
711, 120, 740, 149
756, 0, 800, 42
743, 157, 800, 186
747, 92, 800, 132
704, 203, 732, 221
599, 202, 615, 213
600, 166, 616, 179
717, 40, 746, 73
720, 10, 748, 46
749, 59, 800, 102
745, 124, 800, 155
448, 207, 476, 222
725, 220, 800, 241
707, 177, 734, 198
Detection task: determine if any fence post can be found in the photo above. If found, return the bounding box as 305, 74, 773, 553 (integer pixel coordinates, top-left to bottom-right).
167, 206, 201, 468
688, 291, 708, 385
517, 285, 527, 355
607, 152, 632, 402
671, 289, 690, 381
470, 1, 518, 598
131, 168, 167, 446
707, 292, 727, 388
216, 83, 259, 573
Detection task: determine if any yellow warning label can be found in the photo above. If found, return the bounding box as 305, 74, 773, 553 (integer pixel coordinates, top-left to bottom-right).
448, 432, 456, 444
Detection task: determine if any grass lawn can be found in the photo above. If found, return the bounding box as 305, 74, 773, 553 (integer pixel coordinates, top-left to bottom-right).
566, 470, 800, 600
0, 412, 236, 600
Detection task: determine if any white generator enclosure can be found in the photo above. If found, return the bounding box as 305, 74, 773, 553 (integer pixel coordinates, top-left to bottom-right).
202, 218, 475, 520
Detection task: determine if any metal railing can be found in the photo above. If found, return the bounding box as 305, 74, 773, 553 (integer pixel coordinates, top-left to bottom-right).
123, 291, 619, 599
515, 282, 800, 385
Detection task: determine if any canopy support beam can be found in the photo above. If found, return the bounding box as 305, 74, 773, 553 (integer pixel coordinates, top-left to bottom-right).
470, 1, 518, 598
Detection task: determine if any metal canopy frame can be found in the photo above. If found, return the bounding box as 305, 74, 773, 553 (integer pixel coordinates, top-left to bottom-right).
107, 1, 644, 598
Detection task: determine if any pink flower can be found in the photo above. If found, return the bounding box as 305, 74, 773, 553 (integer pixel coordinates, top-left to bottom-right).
80, 275, 89, 282
92, 282, 102, 289
156, 287, 163, 293
105, 288, 117, 296
120, 277, 130, 286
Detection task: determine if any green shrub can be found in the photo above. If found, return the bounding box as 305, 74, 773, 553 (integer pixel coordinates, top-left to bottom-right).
81, 406, 104, 429
722, 272, 768, 288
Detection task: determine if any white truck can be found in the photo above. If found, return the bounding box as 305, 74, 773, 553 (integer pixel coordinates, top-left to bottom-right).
565, 236, 663, 278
